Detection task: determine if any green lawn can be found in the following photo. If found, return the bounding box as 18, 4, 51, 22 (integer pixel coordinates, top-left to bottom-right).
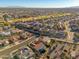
0, 35, 6, 40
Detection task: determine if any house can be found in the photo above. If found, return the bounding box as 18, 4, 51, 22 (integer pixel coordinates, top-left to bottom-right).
33, 40, 46, 54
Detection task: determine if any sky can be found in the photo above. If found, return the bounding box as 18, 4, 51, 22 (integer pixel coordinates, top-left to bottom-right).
0, 0, 79, 8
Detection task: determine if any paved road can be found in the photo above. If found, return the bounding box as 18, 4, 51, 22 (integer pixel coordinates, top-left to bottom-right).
0, 36, 35, 57
64, 21, 74, 42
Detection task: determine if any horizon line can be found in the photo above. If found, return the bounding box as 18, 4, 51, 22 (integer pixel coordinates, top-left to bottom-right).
0, 5, 79, 8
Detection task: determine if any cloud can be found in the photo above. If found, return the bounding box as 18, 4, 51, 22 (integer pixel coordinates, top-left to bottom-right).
69, 0, 79, 6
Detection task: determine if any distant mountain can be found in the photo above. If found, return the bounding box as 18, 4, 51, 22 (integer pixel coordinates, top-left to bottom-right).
0, 6, 27, 8
67, 6, 79, 8
0, 6, 79, 9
